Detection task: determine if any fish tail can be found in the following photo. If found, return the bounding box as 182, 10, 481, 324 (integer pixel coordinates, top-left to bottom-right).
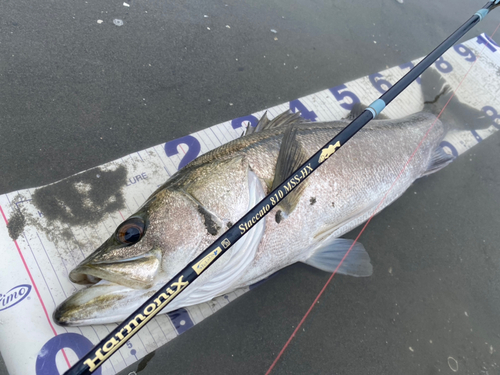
421, 67, 491, 131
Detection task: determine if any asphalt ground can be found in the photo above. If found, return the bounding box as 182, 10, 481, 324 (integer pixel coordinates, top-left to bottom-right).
1, 0, 500, 374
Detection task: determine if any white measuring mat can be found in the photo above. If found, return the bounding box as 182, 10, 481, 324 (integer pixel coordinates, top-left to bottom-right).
0, 34, 499, 375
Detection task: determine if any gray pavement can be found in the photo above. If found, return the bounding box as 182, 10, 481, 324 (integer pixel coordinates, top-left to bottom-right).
1, 0, 500, 374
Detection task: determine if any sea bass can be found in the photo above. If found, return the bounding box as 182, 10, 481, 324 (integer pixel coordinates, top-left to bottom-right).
53, 70, 480, 326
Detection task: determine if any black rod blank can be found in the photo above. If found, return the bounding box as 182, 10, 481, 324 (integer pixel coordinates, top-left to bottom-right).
64, 2, 498, 374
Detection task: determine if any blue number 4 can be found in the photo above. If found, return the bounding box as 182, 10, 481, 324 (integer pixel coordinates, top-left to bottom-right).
289, 99, 317, 121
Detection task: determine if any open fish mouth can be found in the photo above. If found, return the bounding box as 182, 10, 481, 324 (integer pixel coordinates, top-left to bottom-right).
69, 247, 163, 290
53, 280, 158, 326
55, 248, 164, 326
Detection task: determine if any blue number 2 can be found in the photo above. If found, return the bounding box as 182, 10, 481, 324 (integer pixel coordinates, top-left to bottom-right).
36, 333, 102, 375
164, 135, 201, 170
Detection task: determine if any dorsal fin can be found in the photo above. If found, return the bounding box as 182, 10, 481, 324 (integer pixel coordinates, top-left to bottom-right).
244, 110, 308, 136
271, 125, 309, 221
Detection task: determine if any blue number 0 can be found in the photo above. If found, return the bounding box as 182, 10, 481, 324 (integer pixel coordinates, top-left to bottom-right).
164, 135, 201, 170
36, 333, 102, 375
482, 106, 500, 129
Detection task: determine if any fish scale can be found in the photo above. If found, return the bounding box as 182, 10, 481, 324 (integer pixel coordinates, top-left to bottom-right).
230, 113, 444, 289
54, 104, 451, 325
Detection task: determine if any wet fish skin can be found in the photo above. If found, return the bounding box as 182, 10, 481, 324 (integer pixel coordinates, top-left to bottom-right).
53, 103, 452, 327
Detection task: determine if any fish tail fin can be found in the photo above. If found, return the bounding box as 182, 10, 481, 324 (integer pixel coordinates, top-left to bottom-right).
303, 238, 373, 277
421, 67, 491, 131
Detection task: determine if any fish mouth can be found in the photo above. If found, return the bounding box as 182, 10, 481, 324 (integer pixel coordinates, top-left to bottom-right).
56, 247, 163, 326
69, 247, 163, 290
53, 280, 158, 326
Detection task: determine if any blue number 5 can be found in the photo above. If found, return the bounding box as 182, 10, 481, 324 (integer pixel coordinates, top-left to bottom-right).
329, 84, 360, 110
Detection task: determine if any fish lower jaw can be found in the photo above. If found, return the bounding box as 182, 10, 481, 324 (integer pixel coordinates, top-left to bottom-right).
53, 281, 158, 326
53, 303, 133, 327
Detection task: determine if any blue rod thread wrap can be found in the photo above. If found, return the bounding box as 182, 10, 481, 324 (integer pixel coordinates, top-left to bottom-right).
366, 99, 386, 119
475, 9, 488, 21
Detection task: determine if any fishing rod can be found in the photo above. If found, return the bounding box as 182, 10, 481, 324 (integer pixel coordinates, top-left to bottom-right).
64, 2, 499, 374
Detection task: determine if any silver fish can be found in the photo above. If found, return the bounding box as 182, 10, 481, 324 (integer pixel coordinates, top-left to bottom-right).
54, 69, 479, 326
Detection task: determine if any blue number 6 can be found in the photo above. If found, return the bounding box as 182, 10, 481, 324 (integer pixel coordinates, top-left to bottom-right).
369, 73, 392, 94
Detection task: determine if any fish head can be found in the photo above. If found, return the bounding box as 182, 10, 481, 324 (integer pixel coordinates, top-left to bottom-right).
55, 187, 214, 326
69, 188, 209, 291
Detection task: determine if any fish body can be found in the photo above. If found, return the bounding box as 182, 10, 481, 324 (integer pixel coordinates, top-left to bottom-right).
53, 105, 452, 326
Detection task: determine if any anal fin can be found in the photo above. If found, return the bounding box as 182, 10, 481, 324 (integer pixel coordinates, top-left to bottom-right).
421, 147, 455, 177
303, 238, 373, 277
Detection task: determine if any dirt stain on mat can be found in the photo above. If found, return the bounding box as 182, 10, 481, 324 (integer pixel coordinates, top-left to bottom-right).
7, 207, 26, 240
32, 166, 128, 227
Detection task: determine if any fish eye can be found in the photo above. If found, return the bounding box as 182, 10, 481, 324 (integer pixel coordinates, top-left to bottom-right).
116, 217, 145, 245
